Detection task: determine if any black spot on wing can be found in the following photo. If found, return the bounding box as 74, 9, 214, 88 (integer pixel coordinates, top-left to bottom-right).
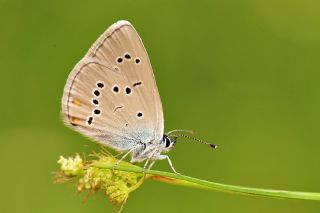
133, 82, 142, 87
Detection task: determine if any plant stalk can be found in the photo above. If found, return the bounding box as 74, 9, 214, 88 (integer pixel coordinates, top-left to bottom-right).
93, 161, 320, 201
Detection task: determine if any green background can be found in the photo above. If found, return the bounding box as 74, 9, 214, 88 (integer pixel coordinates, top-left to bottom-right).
1, 0, 320, 212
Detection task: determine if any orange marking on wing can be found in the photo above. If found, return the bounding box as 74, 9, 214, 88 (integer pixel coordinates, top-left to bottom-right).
70, 117, 81, 126
72, 99, 81, 106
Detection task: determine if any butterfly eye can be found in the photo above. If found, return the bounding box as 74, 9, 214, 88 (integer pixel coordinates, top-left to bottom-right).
134, 57, 141, 64
124, 53, 131, 60
116, 57, 123, 64
165, 138, 171, 148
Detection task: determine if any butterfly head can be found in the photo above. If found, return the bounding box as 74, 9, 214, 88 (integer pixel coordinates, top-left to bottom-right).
161, 134, 176, 152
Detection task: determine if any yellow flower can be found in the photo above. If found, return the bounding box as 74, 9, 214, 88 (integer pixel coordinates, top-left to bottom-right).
57, 154, 144, 208
57, 154, 83, 176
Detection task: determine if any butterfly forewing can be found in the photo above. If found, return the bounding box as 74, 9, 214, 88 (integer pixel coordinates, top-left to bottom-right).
86, 20, 163, 138
62, 21, 164, 151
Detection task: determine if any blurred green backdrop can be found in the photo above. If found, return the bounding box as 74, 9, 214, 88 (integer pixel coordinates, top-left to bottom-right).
1, 0, 320, 212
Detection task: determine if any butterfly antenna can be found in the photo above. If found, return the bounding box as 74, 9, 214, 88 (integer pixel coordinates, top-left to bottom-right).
171, 134, 218, 149
167, 129, 197, 136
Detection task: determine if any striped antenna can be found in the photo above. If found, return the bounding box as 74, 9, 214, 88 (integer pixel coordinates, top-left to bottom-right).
170, 134, 218, 149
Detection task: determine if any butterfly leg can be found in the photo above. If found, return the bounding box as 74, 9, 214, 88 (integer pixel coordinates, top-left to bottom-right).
143, 158, 150, 172
142, 150, 157, 173
159, 155, 180, 175
112, 149, 134, 171
147, 161, 155, 170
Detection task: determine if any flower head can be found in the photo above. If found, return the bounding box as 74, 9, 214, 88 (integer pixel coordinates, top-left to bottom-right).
56, 153, 144, 209
57, 154, 84, 176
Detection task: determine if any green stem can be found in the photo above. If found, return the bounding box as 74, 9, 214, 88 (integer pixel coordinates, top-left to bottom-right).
93, 161, 320, 201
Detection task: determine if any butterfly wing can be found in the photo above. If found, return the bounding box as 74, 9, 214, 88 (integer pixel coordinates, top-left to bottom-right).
61, 20, 164, 152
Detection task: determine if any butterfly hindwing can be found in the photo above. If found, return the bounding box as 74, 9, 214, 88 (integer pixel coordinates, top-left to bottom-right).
61, 21, 164, 151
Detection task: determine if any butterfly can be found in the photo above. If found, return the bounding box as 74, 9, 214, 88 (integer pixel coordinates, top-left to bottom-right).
61, 20, 217, 174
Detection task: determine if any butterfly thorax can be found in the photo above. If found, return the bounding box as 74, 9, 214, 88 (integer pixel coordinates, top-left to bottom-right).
130, 134, 176, 163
